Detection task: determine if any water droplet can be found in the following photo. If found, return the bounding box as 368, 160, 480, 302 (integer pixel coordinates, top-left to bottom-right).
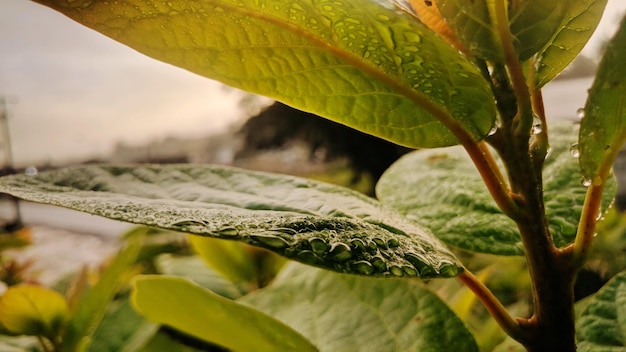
402, 266, 418, 276
308, 237, 328, 254
570, 144, 580, 158
370, 256, 387, 273
576, 108, 585, 119
366, 241, 378, 254
532, 123, 543, 135
217, 227, 238, 237
387, 238, 400, 248
350, 238, 366, 252
582, 178, 592, 187
439, 263, 460, 277
488, 126, 498, 136
297, 250, 319, 264
328, 242, 352, 262
352, 260, 374, 275
389, 265, 403, 276
250, 233, 290, 249
372, 237, 388, 249
24, 166, 38, 176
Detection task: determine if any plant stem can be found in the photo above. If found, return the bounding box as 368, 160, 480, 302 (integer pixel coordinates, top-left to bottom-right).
458, 270, 525, 342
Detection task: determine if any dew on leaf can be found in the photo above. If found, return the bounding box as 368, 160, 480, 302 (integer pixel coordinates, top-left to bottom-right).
328, 242, 352, 262
370, 256, 387, 273
308, 237, 329, 254
576, 108, 585, 119
249, 233, 290, 249
352, 260, 374, 275
366, 241, 378, 254
350, 238, 366, 251
387, 238, 400, 248
25, 167, 38, 176
372, 237, 388, 249
570, 144, 580, 158
217, 227, 238, 237
532, 123, 543, 135
296, 250, 319, 264
389, 265, 404, 277
402, 265, 418, 276
582, 178, 592, 187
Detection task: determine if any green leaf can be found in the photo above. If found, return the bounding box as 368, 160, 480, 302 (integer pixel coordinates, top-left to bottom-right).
0, 164, 462, 279
88, 298, 159, 352
579, 15, 626, 182
240, 262, 478, 352
154, 254, 245, 299
436, 0, 504, 62
535, 0, 608, 88
509, 1, 568, 61
62, 230, 143, 351
577, 270, 626, 351
0, 284, 69, 337
376, 122, 616, 255
34, 0, 495, 148
131, 275, 319, 352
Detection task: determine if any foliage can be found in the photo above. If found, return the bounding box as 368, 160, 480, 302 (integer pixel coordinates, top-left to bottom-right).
1, 0, 626, 351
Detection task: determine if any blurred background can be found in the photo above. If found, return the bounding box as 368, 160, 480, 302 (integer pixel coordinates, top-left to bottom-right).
1, 0, 626, 287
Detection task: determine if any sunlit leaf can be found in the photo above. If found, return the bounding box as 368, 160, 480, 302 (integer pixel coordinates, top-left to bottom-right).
240, 262, 479, 351
33, 0, 496, 148
579, 15, 626, 183
0, 165, 462, 279
577, 270, 626, 351
535, 0, 608, 88
509, 0, 567, 61
436, 0, 504, 62
0, 285, 68, 337
131, 275, 319, 352
376, 122, 616, 255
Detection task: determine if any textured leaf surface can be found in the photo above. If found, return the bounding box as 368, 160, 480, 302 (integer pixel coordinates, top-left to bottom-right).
577, 270, 626, 351
535, 0, 607, 88
240, 263, 478, 352
579, 16, 626, 182
0, 164, 462, 278
509, 0, 567, 61
436, 0, 503, 62
35, 0, 495, 148
131, 275, 319, 352
376, 122, 616, 255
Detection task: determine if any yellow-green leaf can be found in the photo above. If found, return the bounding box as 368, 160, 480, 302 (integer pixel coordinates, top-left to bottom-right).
33, 0, 495, 148
0, 285, 68, 337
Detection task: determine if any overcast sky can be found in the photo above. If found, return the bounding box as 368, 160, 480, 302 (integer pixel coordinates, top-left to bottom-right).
0, 0, 625, 167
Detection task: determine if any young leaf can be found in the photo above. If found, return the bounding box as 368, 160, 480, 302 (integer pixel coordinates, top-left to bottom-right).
240, 262, 479, 352
0, 285, 69, 338
0, 165, 462, 279
534, 0, 608, 88
438, 0, 506, 62
576, 270, 626, 351
376, 122, 616, 255
131, 275, 319, 352
579, 15, 626, 183
33, 0, 495, 148
62, 231, 143, 351
508, 1, 567, 61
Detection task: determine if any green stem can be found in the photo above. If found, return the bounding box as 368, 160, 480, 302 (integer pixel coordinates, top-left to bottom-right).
458, 270, 525, 342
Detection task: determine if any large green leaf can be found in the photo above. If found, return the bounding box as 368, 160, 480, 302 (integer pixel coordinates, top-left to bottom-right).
577, 270, 626, 351
376, 122, 616, 255
131, 275, 319, 352
34, 0, 495, 148
436, 0, 504, 62
0, 165, 461, 278
240, 262, 478, 351
535, 0, 607, 88
579, 15, 626, 182
509, 0, 567, 61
